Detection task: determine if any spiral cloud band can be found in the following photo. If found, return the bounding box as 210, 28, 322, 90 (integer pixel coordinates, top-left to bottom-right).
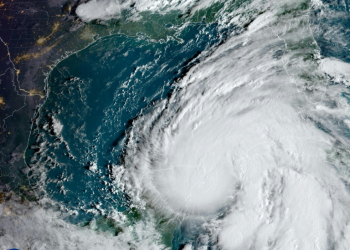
120, 0, 350, 248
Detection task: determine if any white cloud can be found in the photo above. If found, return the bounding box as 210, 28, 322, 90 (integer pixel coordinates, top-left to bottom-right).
76, 0, 123, 21
52, 116, 63, 135
76, 0, 219, 21
0, 198, 166, 250
119, 0, 350, 248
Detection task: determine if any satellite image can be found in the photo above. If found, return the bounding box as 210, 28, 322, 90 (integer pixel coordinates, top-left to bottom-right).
1, 0, 350, 249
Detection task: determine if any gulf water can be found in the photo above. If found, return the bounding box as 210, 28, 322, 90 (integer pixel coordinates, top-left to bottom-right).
26, 22, 228, 226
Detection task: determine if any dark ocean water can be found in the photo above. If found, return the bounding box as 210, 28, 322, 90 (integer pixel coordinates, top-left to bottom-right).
20, 0, 350, 248
25, 22, 226, 226
311, 0, 350, 63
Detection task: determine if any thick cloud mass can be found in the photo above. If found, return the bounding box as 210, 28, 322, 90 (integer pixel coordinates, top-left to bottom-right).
5, 0, 350, 249
76, 0, 123, 21
76, 0, 216, 21
0, 198, 166, 250
120, 0, 350, 248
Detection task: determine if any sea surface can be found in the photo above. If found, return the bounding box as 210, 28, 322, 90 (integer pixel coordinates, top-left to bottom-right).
11, 0, 350, 249
25, 19, 229, 244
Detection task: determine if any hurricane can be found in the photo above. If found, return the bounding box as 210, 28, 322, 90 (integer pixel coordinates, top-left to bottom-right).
2, 0, 350, 249
120, 0, 350, 248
